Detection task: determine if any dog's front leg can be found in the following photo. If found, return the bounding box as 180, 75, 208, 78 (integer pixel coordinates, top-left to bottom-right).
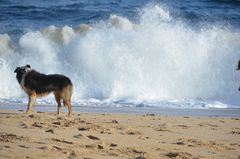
54, 92, 62, 115
27, 93, 36, 114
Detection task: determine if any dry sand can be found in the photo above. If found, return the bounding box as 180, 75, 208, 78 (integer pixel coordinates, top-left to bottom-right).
0, 110, 239, 159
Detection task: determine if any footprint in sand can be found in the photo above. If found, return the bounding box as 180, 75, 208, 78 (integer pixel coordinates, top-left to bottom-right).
45, 129, 54, 133
199, 123, 219, 128
174, 138, 231, 151
32, 122, 44, 128
52, 121, 61, 125
121, 130, 142, 135
78, 127, 90, 131
100, 129, 112, 134
230, 143, 240, 147
129, 131, 140, 135
0, 133, 26, 142
85, 144, 95, 149
87, 135, 100, 140
111, 120, 119, 124
138, 136, 150, 140
154, 124, 171, 132
68, 151, 77, 158
39, 146, 50, 150
128, 148, 146, 158
35, 141, 45, 145
164, 152, 193, 158
74, 134, 84, 138
176, 125, 189, 129
135, 157, 146, 159
155, 127, 171, 132
74, 118, 86, 123
52, 145, 62, 151
97, 144, 104, 149
228, 130, 240, 135
63, 120, 76, 127
173, 141, 185, 145
52, 138, 73, 144
18, 145, 29, 149
20, 122, 28, 129
84, 144, 103, 150
110, 143, 118, 147
28, 114, 34, 118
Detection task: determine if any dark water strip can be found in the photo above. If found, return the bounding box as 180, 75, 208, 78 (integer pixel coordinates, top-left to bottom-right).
1, 103, 240, 118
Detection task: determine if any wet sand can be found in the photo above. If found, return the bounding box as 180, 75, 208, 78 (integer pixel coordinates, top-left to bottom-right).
0, 110, 239, 159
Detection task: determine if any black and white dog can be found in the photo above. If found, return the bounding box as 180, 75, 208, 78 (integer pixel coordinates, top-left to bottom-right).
14, 65, 73, 115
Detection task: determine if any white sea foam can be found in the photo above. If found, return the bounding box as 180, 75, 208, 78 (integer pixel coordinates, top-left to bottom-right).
74, 24, 92, 35
0, 5, 240, 109
42, 25, 76, 46
109, 15, 134, 31
0, 34, 14, 56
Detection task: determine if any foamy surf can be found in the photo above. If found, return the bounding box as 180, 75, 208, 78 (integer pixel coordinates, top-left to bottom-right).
0, 4, 240, 109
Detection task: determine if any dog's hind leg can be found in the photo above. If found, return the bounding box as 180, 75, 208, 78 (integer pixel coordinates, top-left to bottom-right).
27, 93, 36, 114
54, 91, 62, 115
62, 85, 73, 116
63, 99, 72, 116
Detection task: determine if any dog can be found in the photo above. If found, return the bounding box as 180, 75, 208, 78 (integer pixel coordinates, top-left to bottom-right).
14, 65, 73, 116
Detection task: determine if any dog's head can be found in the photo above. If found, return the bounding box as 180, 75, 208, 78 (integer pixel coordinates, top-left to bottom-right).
14, 64, 31, 75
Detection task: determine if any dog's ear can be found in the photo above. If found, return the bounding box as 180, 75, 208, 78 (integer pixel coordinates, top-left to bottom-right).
14, 67, 20, 73
24, 64, 31, 73
25, 64, 31, 68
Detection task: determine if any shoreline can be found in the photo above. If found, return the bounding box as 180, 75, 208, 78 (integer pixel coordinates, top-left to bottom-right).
0, 110, 239, 159
1, 102, 240, 118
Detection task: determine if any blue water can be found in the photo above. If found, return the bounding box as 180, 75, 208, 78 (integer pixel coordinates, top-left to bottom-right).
1, 0, 240, 39
0, 0, 240, 110
0, 0, 146, 39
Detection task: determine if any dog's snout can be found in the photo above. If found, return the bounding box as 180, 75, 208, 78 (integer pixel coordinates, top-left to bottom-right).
14, 67, 20, 73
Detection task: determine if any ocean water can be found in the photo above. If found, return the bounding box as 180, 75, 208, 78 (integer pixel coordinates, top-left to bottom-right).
0, 0, 240, 110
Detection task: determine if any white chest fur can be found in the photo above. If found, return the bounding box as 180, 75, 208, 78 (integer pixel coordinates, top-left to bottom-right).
20, 73, 28, 93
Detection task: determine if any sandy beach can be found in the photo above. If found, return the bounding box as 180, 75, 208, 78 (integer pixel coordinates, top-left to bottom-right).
0, 110, 239, 159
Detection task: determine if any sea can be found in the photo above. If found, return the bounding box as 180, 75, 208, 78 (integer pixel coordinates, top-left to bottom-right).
0, 0, 240, 116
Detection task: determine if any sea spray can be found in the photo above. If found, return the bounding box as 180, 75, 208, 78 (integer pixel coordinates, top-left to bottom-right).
0, 5, 239, 108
